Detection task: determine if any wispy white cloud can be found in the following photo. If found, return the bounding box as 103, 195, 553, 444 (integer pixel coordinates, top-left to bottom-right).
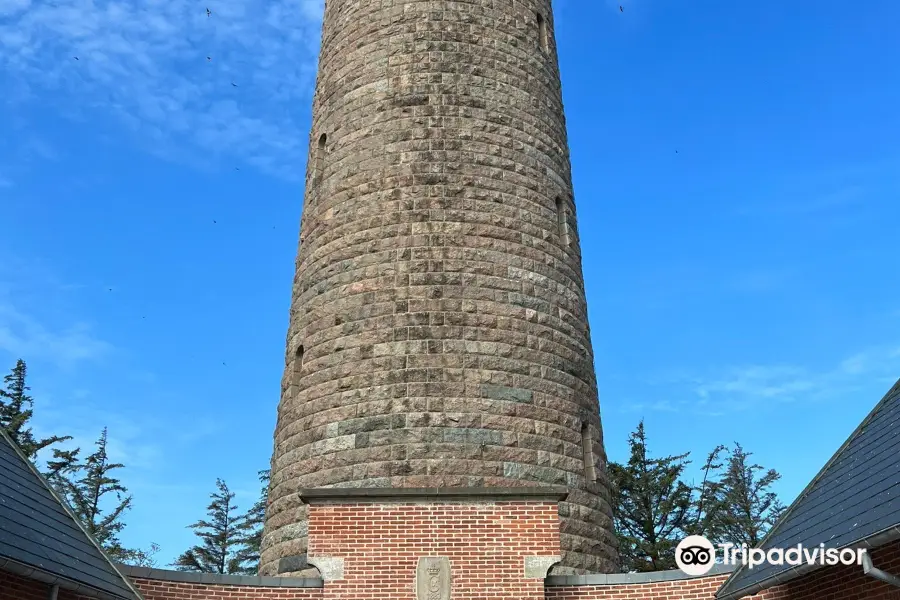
620, 398, 680, 414
45, 417, 163, 471
0, 0, 323, 179
741, 185, 866, 217
0, 300, 112, 366
639, 343, 900, 415
735, 156, 900, 219
0, 256, 113, 367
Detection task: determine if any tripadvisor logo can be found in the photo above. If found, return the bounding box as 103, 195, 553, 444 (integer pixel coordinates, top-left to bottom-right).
675, 536, 716, 576
674, 535, 869, 576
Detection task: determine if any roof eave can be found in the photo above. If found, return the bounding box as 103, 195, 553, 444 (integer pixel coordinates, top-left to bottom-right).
0, 428, 145, 600
715, 525, 900, 600
0, 556, 134, 600
714, 378, 900, 600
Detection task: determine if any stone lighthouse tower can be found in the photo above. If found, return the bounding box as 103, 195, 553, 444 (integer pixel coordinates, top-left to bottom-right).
260, 0, 616, 578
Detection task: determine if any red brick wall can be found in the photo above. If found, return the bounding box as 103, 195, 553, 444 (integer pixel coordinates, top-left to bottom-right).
0, 570, 91, 600
756, 539, 900, 600
130, 577, 323, 600
0, 571, 51, 600
545, 540, 900, 600
0, 569, 322, 600
545, 573, 732, 600
307, 500, 562, 600
8, 529, 900, 600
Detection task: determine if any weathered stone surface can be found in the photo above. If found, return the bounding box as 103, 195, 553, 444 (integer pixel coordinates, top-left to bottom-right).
415, 557, 451, 600
306, 557, 344, 582
524, 556, 561, 579
277, 554, 309, 574
481, 384, 534, 403
260, 0, 617, 577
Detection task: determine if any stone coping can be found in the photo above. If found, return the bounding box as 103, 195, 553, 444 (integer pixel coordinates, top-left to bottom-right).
545, 563, 735, 586
116, 559, 730, 589
298, 486, 569, 503
117, 565, 324, 588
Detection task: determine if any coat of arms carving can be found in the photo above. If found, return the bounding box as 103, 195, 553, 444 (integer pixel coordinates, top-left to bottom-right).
416, 556, 450, 600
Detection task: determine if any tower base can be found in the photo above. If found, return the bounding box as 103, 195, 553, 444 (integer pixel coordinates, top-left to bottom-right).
300, 487, 566, 600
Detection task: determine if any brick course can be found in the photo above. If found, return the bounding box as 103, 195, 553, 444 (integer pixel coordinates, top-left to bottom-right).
7, 539, 897, 600
306, 497, 562, 600
262, 0, 616, 577
545, 540, 900, 600
546, 573, 732, 600
129, 577, 322, 600
754, 539, 900, 600
0, 571, 92, 600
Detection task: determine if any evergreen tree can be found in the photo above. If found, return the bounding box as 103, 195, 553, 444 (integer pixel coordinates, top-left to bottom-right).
46, 446, 82, 494
56, 427, 135, 561
685, 444, 727, 542
710, 444, 786, 547
234, 469, 270, 574
0, 359, 71, 459
120, 543, 162, 568
174, 479, 248, 574
608, 421, 693, 572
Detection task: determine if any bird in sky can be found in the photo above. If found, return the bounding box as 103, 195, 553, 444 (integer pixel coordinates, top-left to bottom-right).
207, 56, 212, 61
231, 82, 238, 87
206, 8, 211, 17
73, 56, 79, 60
619, 5, 623, 11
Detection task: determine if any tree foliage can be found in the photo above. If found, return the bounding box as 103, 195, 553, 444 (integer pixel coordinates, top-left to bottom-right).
711, 444, 786, 547
121, 543, 163, 568
608, 420, 693, 572
2, 359, 157, 564
174, 478, 250, 574
609, 422, 787, 573
0, 359, 71, 459
54, 427, 136, 561
233, 469, 270, 574
684, 444, 727, 542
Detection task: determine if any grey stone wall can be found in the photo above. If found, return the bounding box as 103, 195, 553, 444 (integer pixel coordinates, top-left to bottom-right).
260, 0, 617, 576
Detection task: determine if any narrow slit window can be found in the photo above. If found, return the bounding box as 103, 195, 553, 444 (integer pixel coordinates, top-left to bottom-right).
536, 13, 548, 53
555, 197, 570, 246
581, 423, 597, 482
293, 345, 305, 385
314, 133, 327, 184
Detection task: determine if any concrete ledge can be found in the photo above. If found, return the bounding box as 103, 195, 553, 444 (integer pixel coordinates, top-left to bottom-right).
298, 486, 569, 503
545, 563, 735, 586
117, 565, 324, 588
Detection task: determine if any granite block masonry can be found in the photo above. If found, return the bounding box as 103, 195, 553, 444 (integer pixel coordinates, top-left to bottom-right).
259, 0, 617, 576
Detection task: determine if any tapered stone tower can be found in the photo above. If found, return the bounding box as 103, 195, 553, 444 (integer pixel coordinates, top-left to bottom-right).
260, 0, 616, 577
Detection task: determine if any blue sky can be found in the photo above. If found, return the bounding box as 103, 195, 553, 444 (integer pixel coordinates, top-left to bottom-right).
1, 0, 899, 566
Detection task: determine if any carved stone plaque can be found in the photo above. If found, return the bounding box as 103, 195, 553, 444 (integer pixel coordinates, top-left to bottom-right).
416, 556, 451, 600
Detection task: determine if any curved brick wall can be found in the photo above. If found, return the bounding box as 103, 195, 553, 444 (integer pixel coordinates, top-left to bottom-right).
261, 0, 616, 576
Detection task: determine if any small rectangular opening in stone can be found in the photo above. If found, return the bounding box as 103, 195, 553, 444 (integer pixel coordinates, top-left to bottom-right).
536, 12, 548, 53
581, 422, 597, 482
314, 133, 327, 185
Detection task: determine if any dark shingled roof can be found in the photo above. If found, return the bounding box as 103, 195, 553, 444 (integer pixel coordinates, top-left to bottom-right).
0, 428, 142, 600
716, 377, 900, 600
